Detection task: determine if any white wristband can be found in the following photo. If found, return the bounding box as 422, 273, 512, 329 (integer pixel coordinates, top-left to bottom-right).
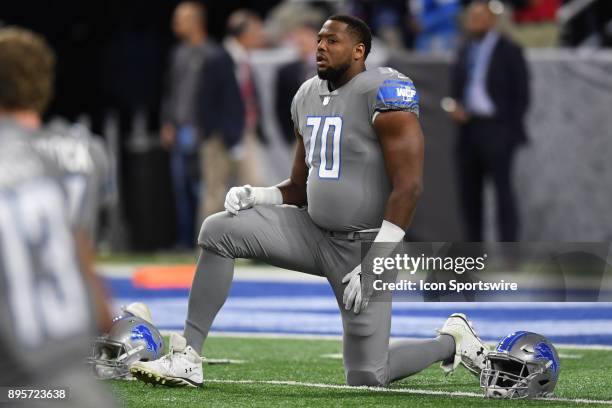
252, 186, 283, 206
374, 220, 405, 243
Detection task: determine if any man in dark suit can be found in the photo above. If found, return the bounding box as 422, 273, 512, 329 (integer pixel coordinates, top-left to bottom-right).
161, 2, 244, 248
275, 22, 319, 145
448, 1, 529, 241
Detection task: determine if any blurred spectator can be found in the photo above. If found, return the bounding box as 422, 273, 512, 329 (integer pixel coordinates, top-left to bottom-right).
224, 9, 267, 187
448, 1, 529, 241
349, 0, 416, 49
411, 0, 461, 52
161, 2, 243, 248
513, 0, 560, 22
509, 0, 561, 47
264, 2, 327, 43
160, 2, 205, 248
275, 22, 319, 145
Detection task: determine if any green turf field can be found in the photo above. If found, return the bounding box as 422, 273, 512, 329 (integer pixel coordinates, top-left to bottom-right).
108, 336, 612, 407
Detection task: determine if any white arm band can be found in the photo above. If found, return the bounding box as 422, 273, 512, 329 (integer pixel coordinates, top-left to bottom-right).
374, 220, 406, 243
252, 186, 283, 206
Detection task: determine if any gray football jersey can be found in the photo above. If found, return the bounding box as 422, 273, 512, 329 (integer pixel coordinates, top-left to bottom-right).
0, 120, 95, 384
291, 67, 420, 231
35, 120, 115, 241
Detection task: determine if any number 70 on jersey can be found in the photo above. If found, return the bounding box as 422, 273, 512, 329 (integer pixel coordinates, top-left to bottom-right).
305, 116, 343, 180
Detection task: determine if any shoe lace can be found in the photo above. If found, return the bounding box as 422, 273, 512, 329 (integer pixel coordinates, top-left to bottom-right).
160, 347, 182, 370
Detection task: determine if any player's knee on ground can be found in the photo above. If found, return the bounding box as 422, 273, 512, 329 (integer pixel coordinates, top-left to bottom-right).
197, 211, 242, 258
346, 370, 387, 387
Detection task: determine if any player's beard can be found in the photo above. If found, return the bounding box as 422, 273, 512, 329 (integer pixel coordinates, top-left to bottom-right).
317, 60, 351, 83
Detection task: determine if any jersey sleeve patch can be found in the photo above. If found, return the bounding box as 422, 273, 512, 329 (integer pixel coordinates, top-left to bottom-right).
375, 79, 420, 117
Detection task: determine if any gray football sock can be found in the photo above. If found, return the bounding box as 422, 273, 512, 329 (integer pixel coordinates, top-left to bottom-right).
183, 249, 235, 354
388, 334, 455, 381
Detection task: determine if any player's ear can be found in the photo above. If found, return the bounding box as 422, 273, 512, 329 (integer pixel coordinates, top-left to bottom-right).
353, 43, 365, 61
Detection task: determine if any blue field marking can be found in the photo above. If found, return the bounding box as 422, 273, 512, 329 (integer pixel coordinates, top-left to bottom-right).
216, 303, 612, 321
106, 277, 612, 345
107, 278, 612, 304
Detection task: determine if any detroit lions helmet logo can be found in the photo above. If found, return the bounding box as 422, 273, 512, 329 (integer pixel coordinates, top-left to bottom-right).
534, 342, 560, 377
131, 324, 161, 356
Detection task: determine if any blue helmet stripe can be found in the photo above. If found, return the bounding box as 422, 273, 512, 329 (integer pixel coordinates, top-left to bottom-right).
497, 330, 530, 352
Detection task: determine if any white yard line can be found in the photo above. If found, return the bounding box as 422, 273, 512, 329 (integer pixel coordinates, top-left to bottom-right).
203, 358, 246, 365
558, 353, 583, 359
548, 344, 612, 351
206, 379, 612, 405
320, 353, 586, 360
320, 353, 343, 359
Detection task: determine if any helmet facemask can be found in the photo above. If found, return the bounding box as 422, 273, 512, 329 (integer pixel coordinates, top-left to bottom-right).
87, 331, 152, 379
481, 352, 555, 399
86, 306, 164, 380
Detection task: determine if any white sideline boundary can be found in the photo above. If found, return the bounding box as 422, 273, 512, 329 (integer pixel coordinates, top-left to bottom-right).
319, 352, 586, 360
206, 379, 612, 405
160, 330, 612, 350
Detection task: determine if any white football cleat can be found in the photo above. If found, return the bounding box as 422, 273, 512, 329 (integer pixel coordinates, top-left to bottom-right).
130, 333, 203, 387
437, 313, 488, 376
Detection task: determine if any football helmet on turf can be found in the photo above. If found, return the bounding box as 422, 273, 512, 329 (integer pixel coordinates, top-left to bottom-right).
88, 305, 164, 379
481, 331, 560, 399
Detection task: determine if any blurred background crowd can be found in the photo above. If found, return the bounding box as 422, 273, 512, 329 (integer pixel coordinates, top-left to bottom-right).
2, 0, 611, 252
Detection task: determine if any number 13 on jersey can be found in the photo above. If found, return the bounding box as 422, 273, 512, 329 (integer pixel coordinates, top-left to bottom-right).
305, 116, 343, 179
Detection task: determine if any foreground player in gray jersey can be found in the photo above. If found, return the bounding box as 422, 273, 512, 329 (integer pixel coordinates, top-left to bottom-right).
0, 27, 115, 407
133, 15, 488, 388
